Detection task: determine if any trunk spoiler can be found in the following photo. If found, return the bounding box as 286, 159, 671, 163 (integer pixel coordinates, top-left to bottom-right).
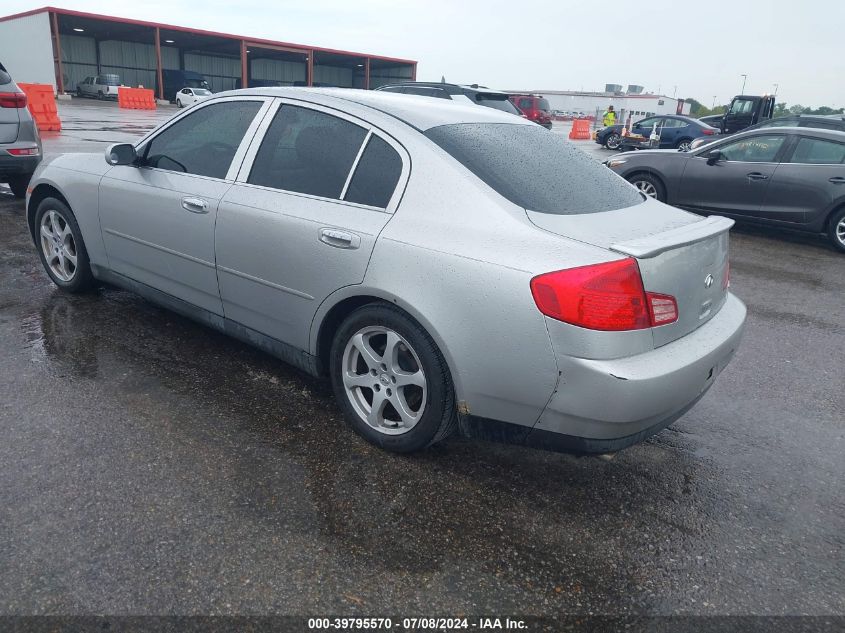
610, 216, 735, 258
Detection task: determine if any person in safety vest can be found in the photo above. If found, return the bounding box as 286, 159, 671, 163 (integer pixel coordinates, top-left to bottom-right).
602, 105, 617, 127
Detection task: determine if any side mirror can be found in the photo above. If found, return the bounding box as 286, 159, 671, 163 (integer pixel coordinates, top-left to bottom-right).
105, 143, 137, 166
706, 150, 723, 165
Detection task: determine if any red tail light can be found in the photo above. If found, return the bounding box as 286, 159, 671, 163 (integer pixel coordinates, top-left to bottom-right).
7, 147, 39, 156
701, 128, 715, 135
530, 258, 678, 331
0, 92, 27, 108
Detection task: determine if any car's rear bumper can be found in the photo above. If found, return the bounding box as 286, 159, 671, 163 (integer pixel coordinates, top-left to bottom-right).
531, 292, 746, 451
0, 148, 41, 178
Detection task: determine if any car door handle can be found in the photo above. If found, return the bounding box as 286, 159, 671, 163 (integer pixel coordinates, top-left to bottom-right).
181, 196, 209, 213
746, 172, 769, 181
829, 177, 845, 184
319, 228, 360, 249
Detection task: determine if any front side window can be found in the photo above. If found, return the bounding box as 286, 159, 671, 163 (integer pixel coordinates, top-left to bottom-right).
426, 123, 642, 215
344, 135, 403, 208
716, 134, 786, 162
757, 118, 798, 128
636, 117, 661, 129
729, 98, 755, 115
143, 100, 263, 178
788, 137, 845, 164
248, 105, 367, 199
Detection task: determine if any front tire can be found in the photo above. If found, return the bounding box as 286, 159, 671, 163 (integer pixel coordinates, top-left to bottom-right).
176, 98, 183, 108
34, 197, 95, 293
627, 173, 666, 202
676, 138, 693, 152
329, 303, 457, 453
604, 132, 622, 150
827, 206, 845, 253
7, 173, 31, 199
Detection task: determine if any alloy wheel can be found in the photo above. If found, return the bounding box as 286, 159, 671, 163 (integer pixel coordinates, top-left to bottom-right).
837, 217, 845, 246
633, 180, 658, 198
606, 134, 621, 150
39, 210, 78, 282
341, 326, 427, 435
678, 141, 692, 152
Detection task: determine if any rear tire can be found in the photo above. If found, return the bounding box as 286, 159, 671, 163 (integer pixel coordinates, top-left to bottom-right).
827, 206, 845, 253
329, 303, 457, 453
7, 173, 31, 199
627, 173, 666, 202
676, 138, 693, 152
97, 91, 104, 100
34, 197, 95, 293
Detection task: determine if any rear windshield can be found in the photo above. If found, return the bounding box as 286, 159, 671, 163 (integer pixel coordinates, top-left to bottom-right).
474, 93, 521, 115
425, 123, 642, 215
98, 75, 120, 86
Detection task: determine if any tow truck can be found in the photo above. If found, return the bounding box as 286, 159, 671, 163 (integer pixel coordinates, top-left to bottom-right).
699, 94, 776, 134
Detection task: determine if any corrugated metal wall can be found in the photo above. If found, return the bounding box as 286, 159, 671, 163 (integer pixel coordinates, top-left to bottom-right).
60, 34, 97, 90
313, 65, 353, 87
184, 53, 240, 92
0, 12, 56, 90
250, 58, 306, 86
161, 46, 180, 70
99, 39, 157, 88
369, 64, 413, 89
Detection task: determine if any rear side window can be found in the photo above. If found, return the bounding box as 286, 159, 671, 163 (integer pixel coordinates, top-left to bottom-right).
344, 135, 403, 208
788, 137, 845, 164
0, 68, 11, 85
426, 123, 642, 215
518, 98, 532, 110
403, 86, 449, 99
474, 93, 521, 115
143, 100, 262, 178
537, 98, 551, 111
248, 105, 367, 199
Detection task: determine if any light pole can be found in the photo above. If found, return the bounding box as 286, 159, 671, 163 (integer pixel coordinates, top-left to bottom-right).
773, 83, 779, 96
712, 95, 717, 108
740, 74, 747, 94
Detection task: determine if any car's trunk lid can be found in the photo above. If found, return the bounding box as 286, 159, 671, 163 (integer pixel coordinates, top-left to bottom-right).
526, 198, 732, 347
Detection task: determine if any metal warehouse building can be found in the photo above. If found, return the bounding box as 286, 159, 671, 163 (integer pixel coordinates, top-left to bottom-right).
0, 6, 417, 98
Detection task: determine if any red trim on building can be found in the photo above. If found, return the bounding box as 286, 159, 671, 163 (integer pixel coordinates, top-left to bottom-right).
0, 6, 416, 66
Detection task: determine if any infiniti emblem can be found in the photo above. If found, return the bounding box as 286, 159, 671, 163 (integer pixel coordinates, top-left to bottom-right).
704, 274, 714, 288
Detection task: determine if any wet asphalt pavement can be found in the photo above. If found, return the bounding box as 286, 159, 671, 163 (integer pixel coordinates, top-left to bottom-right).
0, 100, 843, 619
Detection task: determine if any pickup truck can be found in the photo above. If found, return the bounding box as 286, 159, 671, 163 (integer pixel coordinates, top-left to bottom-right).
76, 74, 121, 100
700, 94, 775, 134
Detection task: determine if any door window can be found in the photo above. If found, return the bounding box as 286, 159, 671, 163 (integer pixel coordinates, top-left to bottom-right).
142, 100, 263, 178
661, 118, 687, 128
518, 98, 532, 110
728, 99, 755, 115
344, 135, 403, 208
403, 86, 449, 99
716, 135, 786, 162
248, 105, 367, 199
787, 137, 845, 164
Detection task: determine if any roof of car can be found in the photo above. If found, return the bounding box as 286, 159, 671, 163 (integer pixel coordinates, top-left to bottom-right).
376, 81, 512, 96
715, 126, 845, 141
220, 87, 529, 131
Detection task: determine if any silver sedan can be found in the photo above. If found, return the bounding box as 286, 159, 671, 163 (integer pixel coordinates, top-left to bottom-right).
25, 88, 746, 454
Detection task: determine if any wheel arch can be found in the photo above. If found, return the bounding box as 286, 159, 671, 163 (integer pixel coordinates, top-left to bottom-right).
822, 198, 845, 233
27, 183, 71, 244
310, 287, 464, 398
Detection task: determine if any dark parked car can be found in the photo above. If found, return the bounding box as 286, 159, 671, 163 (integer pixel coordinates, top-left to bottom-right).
1, 61, 42, 198
690, 114, 845, 150
605, 127, 845, 252
375, 82, 522, 116
596, 114, 719, 151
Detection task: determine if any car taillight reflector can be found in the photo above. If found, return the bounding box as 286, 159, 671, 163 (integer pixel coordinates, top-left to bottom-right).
701, 128, 715, 135
7, 147, 39, 156
531, 258, 678, 331
0, 92, 27, 108
647, 293, 678, 326
723, 261, 730, 289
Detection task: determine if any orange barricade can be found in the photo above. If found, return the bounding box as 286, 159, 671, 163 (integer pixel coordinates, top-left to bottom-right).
568, 119, 592, 140
17, 83, 61, 132
118, 87, 156, 110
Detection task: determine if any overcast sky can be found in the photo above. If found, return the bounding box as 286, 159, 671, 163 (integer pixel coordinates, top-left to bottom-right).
5, 0, 843, 107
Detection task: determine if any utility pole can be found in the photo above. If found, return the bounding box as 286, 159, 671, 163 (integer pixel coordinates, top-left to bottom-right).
773, 83, 779, 96
712, 95, 717, 107
740, 74, 747, 94
673, 85, 677, 98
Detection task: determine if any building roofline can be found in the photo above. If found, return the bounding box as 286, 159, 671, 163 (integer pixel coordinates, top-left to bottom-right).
0, 6, 417, 65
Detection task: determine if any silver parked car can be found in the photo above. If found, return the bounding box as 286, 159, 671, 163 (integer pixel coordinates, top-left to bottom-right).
25, 88, 746, 454
1, 61, 42, 198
